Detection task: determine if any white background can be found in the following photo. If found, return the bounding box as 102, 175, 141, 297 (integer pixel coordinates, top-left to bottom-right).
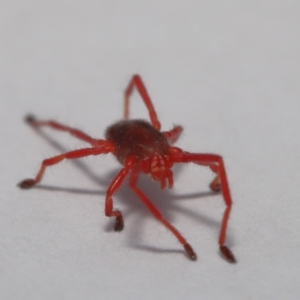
1, 1, 300, 299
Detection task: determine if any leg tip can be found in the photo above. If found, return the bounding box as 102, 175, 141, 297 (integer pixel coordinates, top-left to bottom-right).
210, 182, 221, 192
25, 114, 36, 125
220, 245, 236, 263
18, 179, 36, 189
114, 215, 124, 231
184, 243, 197, 261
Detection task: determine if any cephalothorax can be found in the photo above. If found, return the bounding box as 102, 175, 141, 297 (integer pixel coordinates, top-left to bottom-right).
19, 75, 236, 263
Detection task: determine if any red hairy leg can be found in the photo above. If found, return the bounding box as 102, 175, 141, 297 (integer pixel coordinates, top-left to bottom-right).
208, 164, 222, 192
105, 158, 135, 231
162, 125, 183, 144
129, 170, 197, 260
18, 144, 114, 189
187, 157, 220, 192
25, 115, 106, 147
124, 75, 161, 130
169, 148, 236, 263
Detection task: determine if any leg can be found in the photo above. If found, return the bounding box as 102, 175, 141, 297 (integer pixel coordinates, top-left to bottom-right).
105, 158, 134, 231
124, 75, 161, 130
208, 164, 221, 192
19, 144, 113, 188
162, 125, 183, 144
191, 159, 221, 192
25, 115, 106, 147
129, 170, 196, 260
170, 149, 236, 263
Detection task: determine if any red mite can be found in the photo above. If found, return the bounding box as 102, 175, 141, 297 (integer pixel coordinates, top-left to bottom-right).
19, 75, 236, 263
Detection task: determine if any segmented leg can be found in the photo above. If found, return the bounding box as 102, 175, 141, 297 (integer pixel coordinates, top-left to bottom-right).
170, 148, 236, 263
25, 115, 106, 147
208, 164, 221, 192
192, 159, 221, 192
162, 125, 183, 144
18, 144, 113, 189
105, 158, 134, 231
124, 75, 161, 130
129, 170, 196, 260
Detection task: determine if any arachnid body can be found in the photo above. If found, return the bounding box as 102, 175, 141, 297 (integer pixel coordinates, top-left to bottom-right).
19, 75, 236, 263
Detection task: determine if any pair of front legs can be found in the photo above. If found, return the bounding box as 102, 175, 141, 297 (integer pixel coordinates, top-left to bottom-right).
104, 158, 197, 260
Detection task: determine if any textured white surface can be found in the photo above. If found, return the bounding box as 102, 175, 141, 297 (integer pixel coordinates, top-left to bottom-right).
1, 1, 300, 299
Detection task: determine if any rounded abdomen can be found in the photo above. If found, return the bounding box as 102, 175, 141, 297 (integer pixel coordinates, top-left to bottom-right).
105, 119, 169, 164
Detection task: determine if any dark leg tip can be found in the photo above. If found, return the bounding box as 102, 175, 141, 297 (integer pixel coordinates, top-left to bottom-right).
114, 215, 124, 231
184, 243, 197, 261
25, 114, 36, 124
220, 245, 236, 263
210, 182, 221, 192
18, 179, 36, 189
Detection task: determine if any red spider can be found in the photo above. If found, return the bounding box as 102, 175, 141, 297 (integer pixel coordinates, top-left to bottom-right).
19, 75, 236, 263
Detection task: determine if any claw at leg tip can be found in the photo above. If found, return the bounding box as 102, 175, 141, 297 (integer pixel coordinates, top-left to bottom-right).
114, 215, 124, 231
18, 179, 36, 189
184, 243, 197, 261
210, 182, 221, 192
220, 245, 236, 263
25, 114, 36, 124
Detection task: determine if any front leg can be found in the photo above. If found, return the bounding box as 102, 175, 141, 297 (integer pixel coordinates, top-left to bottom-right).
170, 147, 236, 263
105, 158, 134, 231
129, 170, 197, 260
